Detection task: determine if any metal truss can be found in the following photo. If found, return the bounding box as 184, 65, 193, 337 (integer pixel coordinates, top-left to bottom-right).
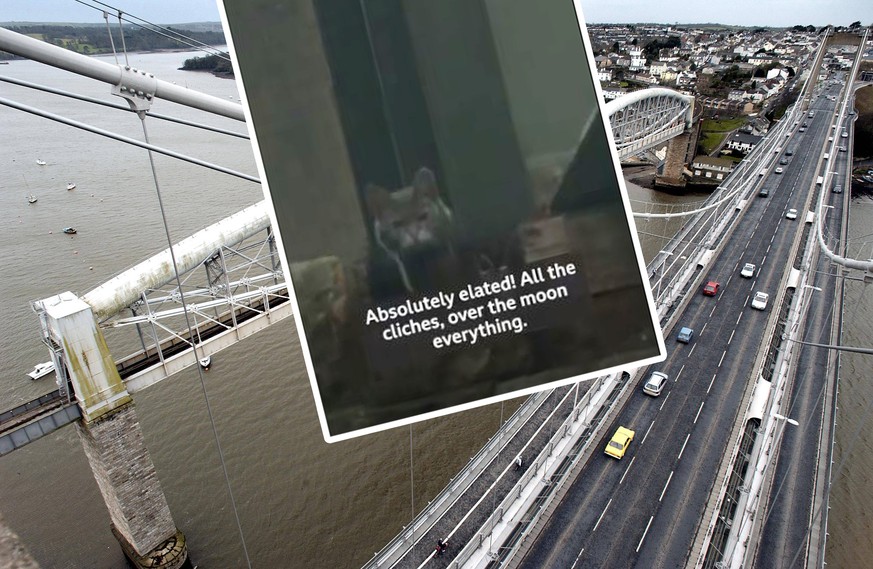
605, 87, 695, 159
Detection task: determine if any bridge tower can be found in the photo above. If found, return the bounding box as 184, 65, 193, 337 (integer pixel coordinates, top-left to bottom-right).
33, 292, 188, 569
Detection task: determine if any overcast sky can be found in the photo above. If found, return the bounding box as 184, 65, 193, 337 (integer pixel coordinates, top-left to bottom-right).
1, 0, 872, 27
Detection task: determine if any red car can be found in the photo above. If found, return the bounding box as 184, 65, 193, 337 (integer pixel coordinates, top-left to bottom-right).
703, 281, 720, 296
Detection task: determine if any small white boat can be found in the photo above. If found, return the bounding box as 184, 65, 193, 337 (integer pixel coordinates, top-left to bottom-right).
36, 159, 46, 166
27, 361, 55, 380
199, 356, 211, 370
62, 227, 77, 235
66, 182, 76, 191
27, 194, 37, 204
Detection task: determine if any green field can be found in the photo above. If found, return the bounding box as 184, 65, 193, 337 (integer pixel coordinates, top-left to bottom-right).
701, 117, 747, 132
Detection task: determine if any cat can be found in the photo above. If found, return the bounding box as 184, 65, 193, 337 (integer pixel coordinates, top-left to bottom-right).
365, 167, 455, 295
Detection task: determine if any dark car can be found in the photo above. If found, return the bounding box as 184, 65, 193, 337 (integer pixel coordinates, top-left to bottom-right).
759, 188, 770, 198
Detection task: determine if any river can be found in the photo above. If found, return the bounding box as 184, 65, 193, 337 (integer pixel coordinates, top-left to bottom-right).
0, 49, 868, 568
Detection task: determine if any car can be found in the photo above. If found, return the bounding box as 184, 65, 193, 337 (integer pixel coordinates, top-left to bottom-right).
839, 146, 847, 152
780, 158, 789, 165
828, 136, 834, 142
741, 263, 756, 278
751, 291, 769, 310
759, 188, 770, 198
842, 132, 849, 138
785, 150, 793, 156
786, 208, 798, 220
605, 426, 635, 459
799, 127, 806, 133
775, 167, 784, 174
703, 281, 720, 296
833, 184, 843, 194
643, 372, 668, 397
677, 326, 694, 343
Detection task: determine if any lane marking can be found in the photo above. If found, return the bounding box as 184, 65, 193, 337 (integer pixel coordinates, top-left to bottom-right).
707, 374, 717, 394
619, 457, 636, 486
678, 433, 691, 460
710, 304, 717, 317
571, 548, 585, 569
728, 329, 736, 345
592, 498, 612, 532
701, 322, 708, 334
726, 274, 733, 286
641, 420, 656, 446
744, 294, 750, 306
659, 471, 674, 502
762, 254, 767, 264
659, 392, 671, 410
766, 244, 772, 253
718, 350, 727, 368
737, 312, 743, 325
675, 365, 684, 382
694, 401, 705, 424
636, 515, 654, 553
688, 344, 697, 356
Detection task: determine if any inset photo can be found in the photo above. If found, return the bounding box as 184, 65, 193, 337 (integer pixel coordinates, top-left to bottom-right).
219, 0, 665, 441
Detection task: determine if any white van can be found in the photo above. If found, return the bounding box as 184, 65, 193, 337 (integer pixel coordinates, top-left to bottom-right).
817, 176, 824, 186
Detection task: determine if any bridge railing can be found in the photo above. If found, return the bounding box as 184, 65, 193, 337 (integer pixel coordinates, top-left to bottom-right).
362, 389, 552, 568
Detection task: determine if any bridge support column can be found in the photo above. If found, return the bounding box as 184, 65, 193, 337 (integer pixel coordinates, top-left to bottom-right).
33, 292, 188, 569
655, 131, 692, 189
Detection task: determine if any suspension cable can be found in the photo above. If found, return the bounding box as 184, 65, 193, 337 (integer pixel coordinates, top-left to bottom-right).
0, 75, 248, 139
138, 112, 253, 569
73, 0, 230, 61
0, 96, 259, 183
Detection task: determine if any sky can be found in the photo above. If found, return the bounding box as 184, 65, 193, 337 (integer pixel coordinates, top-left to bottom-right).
0, 0, 872, 28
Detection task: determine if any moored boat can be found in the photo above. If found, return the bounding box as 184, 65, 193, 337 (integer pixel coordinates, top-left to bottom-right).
62, 227, 77, 234
27, 194, 37, 203
66, 182, 76, 190
199, 355, 211, 370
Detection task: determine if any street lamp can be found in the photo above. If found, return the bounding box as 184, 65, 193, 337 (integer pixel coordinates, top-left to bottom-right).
771, 412, 800, 426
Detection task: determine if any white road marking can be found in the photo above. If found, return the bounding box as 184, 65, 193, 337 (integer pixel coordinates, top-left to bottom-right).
571, 548, 585, 569
707, 374, 717, 394
659, 392, 671, 410
745, 294, 750, 306
718, 350, 727, 368
694, 401, 705, 424
688, 344, 697, 356
592, 499, 612, 532
659, 471, 674, 502
728, 330, 735, 345
678, 433, 691, 460
641, 420, 656, 446
619, 457, 636, 485
675, 365, 684, 382
636, 516, 654, 552
766, 244, 772, 253
710, 304, 717, 317
701, 322, 708, 334
737, 312, 743, 325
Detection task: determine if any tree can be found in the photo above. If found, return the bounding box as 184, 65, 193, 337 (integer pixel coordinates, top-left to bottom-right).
850, 20, 861, 29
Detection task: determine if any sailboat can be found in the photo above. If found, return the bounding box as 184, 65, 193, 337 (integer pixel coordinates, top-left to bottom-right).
27, 194, 37, 204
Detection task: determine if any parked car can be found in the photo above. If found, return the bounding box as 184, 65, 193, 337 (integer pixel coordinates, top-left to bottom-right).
703, 281, 720, 296
741, 263, 756, 278
677, 327, 694, 343
643, 372, 668, 397
751, 291, 769, 310
605, 426, 635, 459
786, 209, 798, 220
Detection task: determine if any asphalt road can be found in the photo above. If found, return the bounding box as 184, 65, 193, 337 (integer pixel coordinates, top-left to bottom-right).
517, 88, 841, 569
754, 74, 852, 569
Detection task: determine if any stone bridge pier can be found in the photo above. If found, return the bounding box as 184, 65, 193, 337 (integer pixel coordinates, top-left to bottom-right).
34, 292, 188, 569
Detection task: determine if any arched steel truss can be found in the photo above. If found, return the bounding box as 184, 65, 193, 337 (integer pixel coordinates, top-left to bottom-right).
605, 87, 695, 159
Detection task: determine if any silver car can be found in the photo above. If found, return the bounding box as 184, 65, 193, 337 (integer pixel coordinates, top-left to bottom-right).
643, 372, 668, 397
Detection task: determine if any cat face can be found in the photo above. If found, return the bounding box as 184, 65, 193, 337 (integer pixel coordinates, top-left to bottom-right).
366, 167, 453, 253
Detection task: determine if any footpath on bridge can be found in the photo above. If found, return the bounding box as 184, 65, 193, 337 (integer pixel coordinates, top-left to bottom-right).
365, 385, 581, 568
